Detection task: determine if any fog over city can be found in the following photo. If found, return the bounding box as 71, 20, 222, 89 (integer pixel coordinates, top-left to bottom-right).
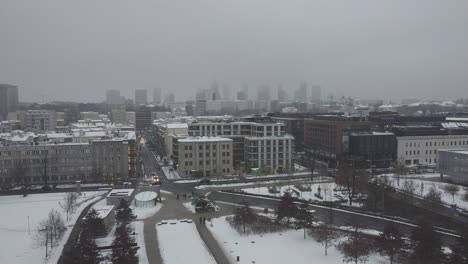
1, 0, 468, 102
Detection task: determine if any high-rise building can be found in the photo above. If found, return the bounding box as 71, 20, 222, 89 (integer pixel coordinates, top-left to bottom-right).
222, 84, 232, 101
165, 93, 175, 104
153, 88, 162, 104
277, 84, 287, 102
294, 82, 308, 103
0, 84, 19, 121
110, 105, 127, 124
134, 89, 148, 106
257, 85, 271, 101
311, 85, 322, 103
135, 107, 152, 130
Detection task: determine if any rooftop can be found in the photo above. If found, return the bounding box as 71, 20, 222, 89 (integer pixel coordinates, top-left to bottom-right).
178, 136, 233, 143
107, 188, 134, 197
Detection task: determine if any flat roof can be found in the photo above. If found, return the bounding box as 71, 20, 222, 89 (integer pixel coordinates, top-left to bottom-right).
440, 149, 468, 155
178, 136, 233, 143
92, 205, 114, 219
107, 188, 134, 197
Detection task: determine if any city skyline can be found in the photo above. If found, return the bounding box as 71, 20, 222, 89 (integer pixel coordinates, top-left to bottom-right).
1, 0, 468, 103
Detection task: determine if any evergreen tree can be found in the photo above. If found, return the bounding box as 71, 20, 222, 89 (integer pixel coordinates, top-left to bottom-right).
111, 224, 138, 264
409, 220, 444, 264
115, 199, 136, 224
376, 222, 405, 264
294, 201, 314, 239
64, 231, 101, 264
276, 192, 297, 225
82, 208, 107, 240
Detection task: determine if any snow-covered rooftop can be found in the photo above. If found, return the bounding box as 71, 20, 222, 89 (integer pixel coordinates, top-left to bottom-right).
107, 189, 134, 197
92, 205, 114, 219
178, 136, 233, 143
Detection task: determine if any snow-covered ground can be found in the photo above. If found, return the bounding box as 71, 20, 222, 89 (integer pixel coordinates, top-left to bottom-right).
131, 200, 163, 220
241, 182, 364, 207
132, 221, 148, 264
182, 202, 196, 213
161, 167, 182, 180
156, 221, 216, 264
0, 191, 104, 264
209, 216, 384, 264
389, 177, 468, 210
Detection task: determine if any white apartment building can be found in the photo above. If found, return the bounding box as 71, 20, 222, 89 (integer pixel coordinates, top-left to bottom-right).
177, 137, 233, 178
244, 135, 294, 173
22, 110, 56, 132
397, 135, 468, 166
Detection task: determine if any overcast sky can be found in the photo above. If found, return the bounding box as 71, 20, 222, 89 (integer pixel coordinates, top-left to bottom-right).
1, 0, 467, 103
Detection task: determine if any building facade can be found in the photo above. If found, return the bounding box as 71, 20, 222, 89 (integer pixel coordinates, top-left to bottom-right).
0, 140, 129, 186
134, 89, 148, 106
397, 135, 468, 166
438, 149, 468, 184
303, 118, 371, 161
244, 135, 294, 174
0, 84, 18, 121
177, 137, 233, 178
22, 110, 57, 132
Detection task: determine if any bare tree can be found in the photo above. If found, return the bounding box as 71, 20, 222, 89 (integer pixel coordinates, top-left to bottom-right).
311, 222, 340, 256
336, 162, 369, 206
402, 179, 417, 196
60, 192, 78, 221
424, 186, 442, 204
394, 157, 407, 187
33, 209, 66, 259
233, 201, 257, 233
463, 187, 468, 202
338, 224, 373, 264
376, 222, 406, 264
443, 184, 460, 203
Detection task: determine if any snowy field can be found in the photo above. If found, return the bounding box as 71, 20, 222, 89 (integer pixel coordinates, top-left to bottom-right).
156, 221, 216, 264
0, 191, 104, 264
241, 182, 364, 207
209, 216, 385, 264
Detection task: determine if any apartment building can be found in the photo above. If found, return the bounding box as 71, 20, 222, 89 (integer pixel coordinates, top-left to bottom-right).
177, 137, 233, 178
21, 110, 57, 132
244, 135, 294, 174
187, 117, 293, 173
0, 140, 129, 185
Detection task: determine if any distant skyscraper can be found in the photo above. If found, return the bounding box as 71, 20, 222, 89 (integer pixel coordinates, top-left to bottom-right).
257, 85, 271, 101
165, 93, 175, 104
222, 84, 232, 101
277, 84, 287, 102
0, 84, 18, 121
135, 89, 148, 106
153, 88, 162, 104
237, 85, 248, 100
294, 82, 308, 103
106, 89, 124, 105
311, 85, 322, 103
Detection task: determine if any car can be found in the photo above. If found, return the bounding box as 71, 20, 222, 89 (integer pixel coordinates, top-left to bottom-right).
152, 176, 161, 185
198, 178, 211, 185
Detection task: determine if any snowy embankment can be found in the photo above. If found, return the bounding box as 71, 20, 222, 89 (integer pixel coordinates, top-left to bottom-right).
0, 191, 104, 264
156, 221, 216, 264
208, 216, 384, 264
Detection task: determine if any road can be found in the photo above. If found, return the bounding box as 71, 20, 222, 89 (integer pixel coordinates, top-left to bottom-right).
139, 144, 234, 264
139, 142, 461, 264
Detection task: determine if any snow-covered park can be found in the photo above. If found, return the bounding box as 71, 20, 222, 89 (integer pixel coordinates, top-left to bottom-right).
0, 191, 104, 264
208, 216, 385, 264
156, 220, 216, 264
241, 182, 365, 207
